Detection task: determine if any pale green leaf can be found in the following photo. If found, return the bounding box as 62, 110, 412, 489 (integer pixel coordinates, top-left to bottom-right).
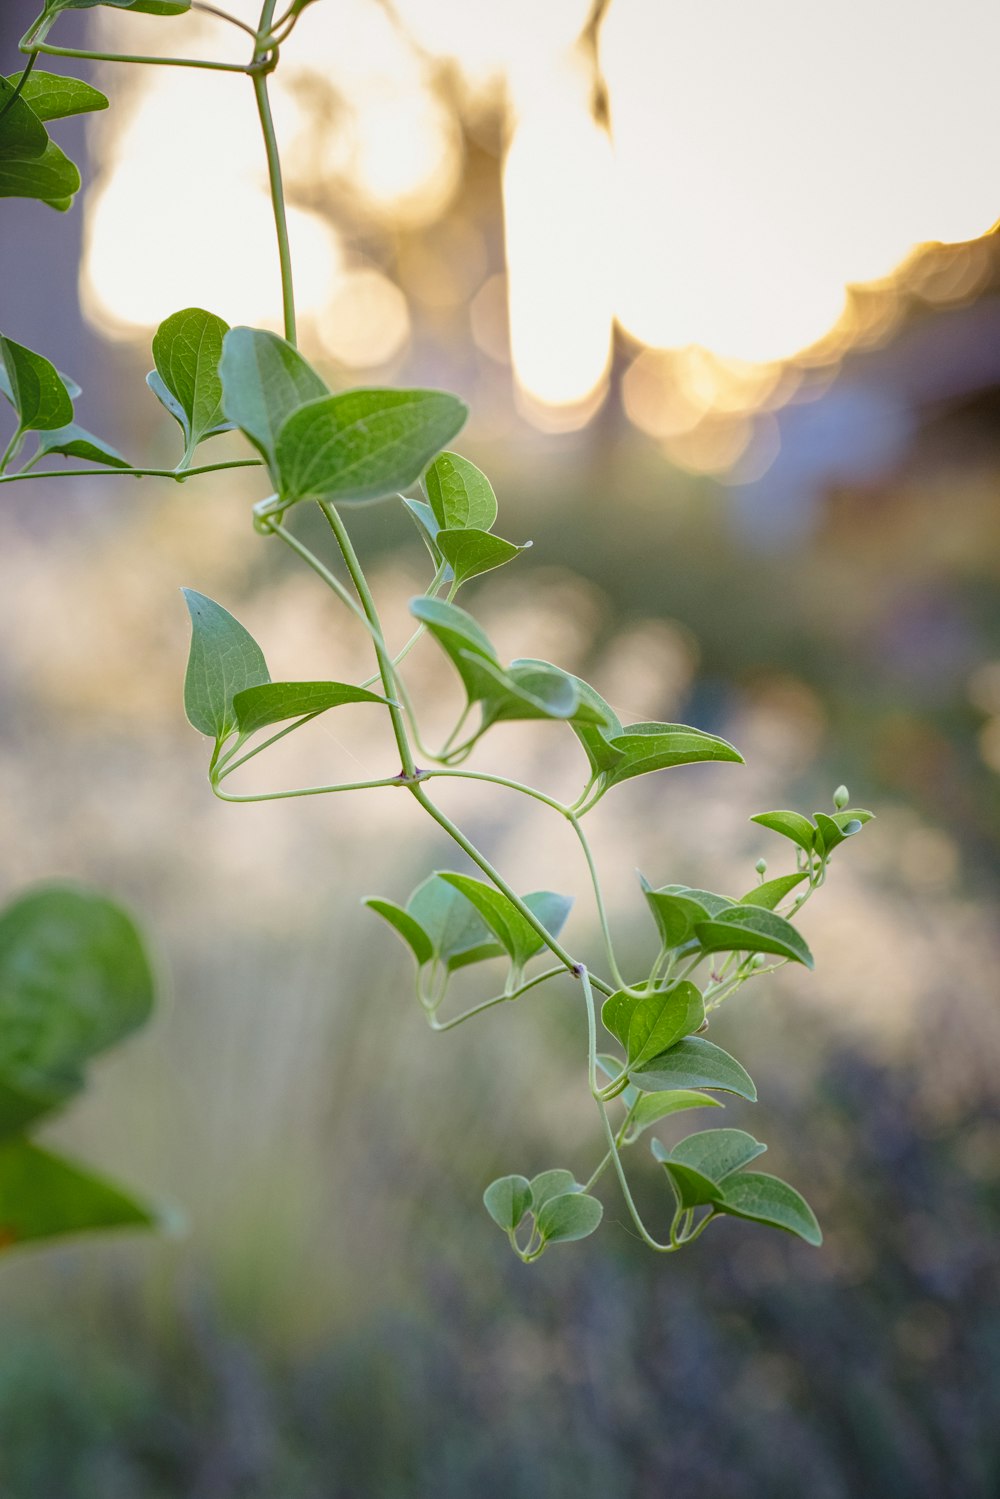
626, 982, 704, 1069
220, 326, 327, 468
738, 872, 806, 910
0, 77, 50, 161
536, 1191, 603, 1244
0, 334, 73, 432
718, 1171, 822, 1245
182, 589, 270, 744
750, 810, 816, 853
528, 1169, 578, 1214
436, 873, 571, 969
424, 450, 498, 530
604, 722, 744, 789
483, 1174, 531, 1232
694, 907, 814, 969
437, 528, 527, 585
406, 875, 503, 971
5, 71, 109, 121
628, 1089, 723, 1135
38, 423, 130, 468
363, 899, 433, 967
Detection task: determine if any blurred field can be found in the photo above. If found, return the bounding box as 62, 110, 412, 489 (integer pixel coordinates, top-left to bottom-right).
2, 2, 1000, 1495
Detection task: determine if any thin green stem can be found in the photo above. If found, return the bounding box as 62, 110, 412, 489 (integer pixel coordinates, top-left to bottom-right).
216, 712, 323, 780
428, 965, 564, 1032
567, 814, 625, 989
266, 519, 378, 638
211, 774, 404, 804
0, 430, 25, 475
23, 40, 253, 72
192, 1, 259, 38
0, 459, 263, 485
253, 0, 295, 344
0, 49, 37, 122
319, 501, 415, 775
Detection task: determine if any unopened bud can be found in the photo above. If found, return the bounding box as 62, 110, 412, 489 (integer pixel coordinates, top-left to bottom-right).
833, 785, 849, 810
754, 858, 768, 876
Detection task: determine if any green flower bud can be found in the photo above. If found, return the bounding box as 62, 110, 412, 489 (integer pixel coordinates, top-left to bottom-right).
833, 785, 849, 810
754, 858, 768, 876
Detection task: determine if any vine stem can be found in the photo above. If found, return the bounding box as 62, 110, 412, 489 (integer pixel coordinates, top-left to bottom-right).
319, 501, 415, 776
0, 460, 263, 485
254, 0, 296, 345
428, 965, 566, 1032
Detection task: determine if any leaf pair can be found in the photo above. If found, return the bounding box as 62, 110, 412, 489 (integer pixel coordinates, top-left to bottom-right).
0, 66, 109, 212
0, 332, 130, 470
0, 885, 161, 1253
752, 806, 874, 856
365, 872, 571, 985
652, 1128, 821, 1245
182, 590, 389, 752
575, 711, 745, 798
483, 1169, 603, 1250
410, 595, 610, 738
218, 326, 468, 509
406, 451, 528, 587
640, 878, 814, 968
149, 309, 234, 468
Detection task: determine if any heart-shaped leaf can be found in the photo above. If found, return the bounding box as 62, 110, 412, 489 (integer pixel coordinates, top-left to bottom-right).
0, 885, 154, 1136
182, 589, 270, 745
424, 450, 497, 531
717, 1171, 822, 1245
232, 680, 390, 735
641, 878, 735, 948
437, 528, 527, 585
603, 723, 744, 789
750, 810, 816, 853
629, 1036, 756, 1100
5, 71, 108, 121
626, 982, 705, 1069
220, 326, 328, 469
738, 873, 806, 910
483, 1174, 532, 1232
363, 899, 433, 967
528, 1169, 578, 1214
38, 423, 131, 468
0, 334, 73, 434
652, 1127, 766, 1210
152, 307, 231, 464
693, 907, 814, 969
535, 1191, 603, 1244
275, 388, 467, 506
0, 1139, 159, 1250
601, 987, 643, 1049
409, 596, 502, 700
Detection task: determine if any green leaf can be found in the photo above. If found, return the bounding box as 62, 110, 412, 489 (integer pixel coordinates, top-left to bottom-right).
651, 1128, 766, 1211
182, 589, 270, 744
424, 451, 498, 531
750, 810, 816, 854
403, 497, 448, 572
37, 423, 130, 468
232, 680, 390, 735
275, 388, 468, 506
738, 872, 807, 910
603, 722, 744, 789
641, 878, 735, 948
362, 899, 433, 967
628, 1089, 723, 1135
627, 982, 704, 1069
568, 679, 623, 778
536, 1191, 603, 1244
0, 885, 154, 1135
5, 71, 109, 122
409, 596, 502, 701
477, 657, 609, 728
0, 139, 80, 208
406, 874, 503, 971
436, 873, 571, 970
152, 307, 231, 462
0, 77, 50, 161
668, 1127, 767, 1181
601, 987, 643, 1049
528, 1169, 578, 1214
694, 906, 814, 969
717, 1171, 822, 1245
0, 334, 73, 433
0, 1139, 159, 1251
483, 1174, 532, 1232
219, 326, 327, 469
437, 528, 527, 585
47, 0, 191, 15
630, 1036, 757, 1100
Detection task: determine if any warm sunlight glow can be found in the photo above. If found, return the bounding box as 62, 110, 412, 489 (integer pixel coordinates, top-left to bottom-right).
503, 60, 615, 412
317, 268, 410, 368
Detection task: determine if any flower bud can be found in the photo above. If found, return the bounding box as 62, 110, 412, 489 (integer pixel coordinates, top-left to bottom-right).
754, 858, 768, 876
833, 785, 849, 810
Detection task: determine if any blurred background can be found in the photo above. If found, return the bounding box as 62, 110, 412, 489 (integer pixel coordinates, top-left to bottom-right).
2, 0, 1000, 1494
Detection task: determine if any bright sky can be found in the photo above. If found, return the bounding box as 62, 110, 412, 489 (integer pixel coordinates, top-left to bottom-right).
82, 0, 1000, 432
